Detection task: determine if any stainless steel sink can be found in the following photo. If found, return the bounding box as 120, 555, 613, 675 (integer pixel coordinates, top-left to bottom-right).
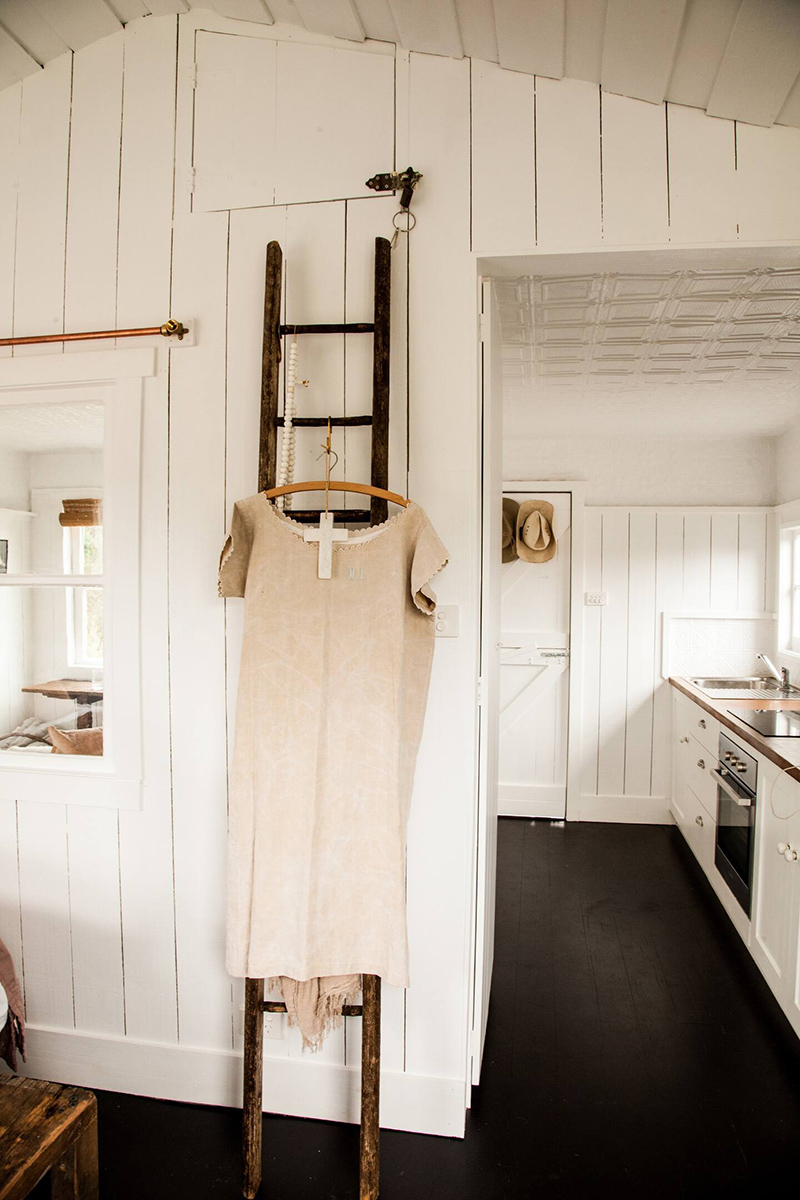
689, 676, 800, 698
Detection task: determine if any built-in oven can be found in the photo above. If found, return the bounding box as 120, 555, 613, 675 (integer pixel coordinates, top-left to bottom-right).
712, 733, 758, 916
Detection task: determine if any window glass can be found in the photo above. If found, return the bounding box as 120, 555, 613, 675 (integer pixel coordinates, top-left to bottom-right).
0, 400, 104, 759
0, 586, 104, 758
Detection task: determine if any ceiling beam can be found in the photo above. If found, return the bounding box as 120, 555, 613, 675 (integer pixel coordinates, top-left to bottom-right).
706, 0, 800, 127
203, 0, 273, 20
293, 0, 364, 41
0, 24, 39, 90
493, 0, 565, 78
666, 0, 741, 111
386, 0, 463, 58
454, 0, 498, 62
601, 0, 687, 104
0, 0, 70, 63
27, 0, 121, 51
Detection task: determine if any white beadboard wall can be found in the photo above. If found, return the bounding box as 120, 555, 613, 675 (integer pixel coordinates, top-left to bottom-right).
579, 507, 773, 824
0, 8, 798, 1131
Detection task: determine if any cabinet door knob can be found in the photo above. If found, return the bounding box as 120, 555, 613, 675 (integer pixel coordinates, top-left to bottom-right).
695, 815, 704, 827
698, 719, 706, 729
680, 736, 690, 743
697, 759, 705, 770
779, 843, 798, 862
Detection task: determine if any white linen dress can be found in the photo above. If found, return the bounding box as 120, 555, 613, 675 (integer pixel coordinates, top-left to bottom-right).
219, 496, 448, 994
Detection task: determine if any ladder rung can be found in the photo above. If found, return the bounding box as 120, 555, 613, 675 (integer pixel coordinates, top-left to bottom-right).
275, 415, 372, 427
276, 509, 372, 524
262, 1001, 363, 1017
279, 323, 374, 335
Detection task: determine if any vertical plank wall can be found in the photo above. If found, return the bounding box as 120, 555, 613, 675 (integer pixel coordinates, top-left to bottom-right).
580, 508, 771, 824
0, 9, 798, 1132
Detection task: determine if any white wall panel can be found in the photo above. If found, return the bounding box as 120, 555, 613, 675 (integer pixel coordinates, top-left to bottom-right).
581, 506, 772, 813
65, 33, 124, 339
600, 92, 668, 245
192, 32, 277, 213
736, 121, 800, 243
596, 510, 627, 796
0, 83, 21, 352
274, 41, 394, 205
405, 51, 474, 1084
169, 212, 232, 1050
13, 54, 71, 349
666, 103, 737, 244
535, 76, 601, 249
624, 511, 656, 796
66, 807, 125, 1034
0, 24, 38, 90
115, 14, 179, 1046
580, 509, 603, 797
471, 60, 535, 253
16, 802, 73, 1028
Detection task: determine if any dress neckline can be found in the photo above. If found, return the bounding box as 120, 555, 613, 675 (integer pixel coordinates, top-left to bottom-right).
264, 496, 416, 548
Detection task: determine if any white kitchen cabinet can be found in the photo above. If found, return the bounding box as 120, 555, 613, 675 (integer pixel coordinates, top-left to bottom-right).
671, 685, 800, 1042
752, 758, 800, 1032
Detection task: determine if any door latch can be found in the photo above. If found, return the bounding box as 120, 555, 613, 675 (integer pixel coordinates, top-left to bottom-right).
365, 167, 423, 210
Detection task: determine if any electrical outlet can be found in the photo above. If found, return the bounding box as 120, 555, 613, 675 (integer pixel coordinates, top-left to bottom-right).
236, 1007, 286, 1041
265, 1012, 285, 1041
585, 591, 607, 606
434, 604, 460, 637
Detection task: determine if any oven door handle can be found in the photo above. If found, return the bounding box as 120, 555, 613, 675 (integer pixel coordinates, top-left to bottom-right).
711, 768, 753, 807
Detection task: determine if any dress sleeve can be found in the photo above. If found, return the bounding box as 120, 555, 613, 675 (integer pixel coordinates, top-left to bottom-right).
218, 502, 252, 598
411, 518, 449, 614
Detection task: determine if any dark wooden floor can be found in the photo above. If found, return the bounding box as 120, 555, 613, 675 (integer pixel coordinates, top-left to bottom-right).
31, 820, 800, 1198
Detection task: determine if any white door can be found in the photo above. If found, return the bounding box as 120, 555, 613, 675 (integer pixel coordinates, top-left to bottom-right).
499, 490, 571, 819
472, 281, 502, 1084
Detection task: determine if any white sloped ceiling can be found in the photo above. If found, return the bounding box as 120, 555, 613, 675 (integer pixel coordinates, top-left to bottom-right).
0, 0, 799, 130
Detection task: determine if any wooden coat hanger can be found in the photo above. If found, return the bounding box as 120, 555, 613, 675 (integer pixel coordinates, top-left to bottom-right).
263, 420, 410, 578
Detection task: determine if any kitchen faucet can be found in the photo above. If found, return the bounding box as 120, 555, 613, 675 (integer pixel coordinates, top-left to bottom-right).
757, 653, 791, 690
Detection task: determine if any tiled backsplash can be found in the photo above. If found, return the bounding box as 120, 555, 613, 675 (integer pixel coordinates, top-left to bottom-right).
667, 616, 776, 679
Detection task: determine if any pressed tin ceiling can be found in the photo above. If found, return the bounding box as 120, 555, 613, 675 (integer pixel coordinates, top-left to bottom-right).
499, 267, 800, 439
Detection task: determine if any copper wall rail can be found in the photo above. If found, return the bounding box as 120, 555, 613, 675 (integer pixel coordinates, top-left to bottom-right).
0, 320, 189, 348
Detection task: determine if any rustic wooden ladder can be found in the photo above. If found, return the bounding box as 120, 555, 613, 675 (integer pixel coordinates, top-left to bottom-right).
241, 235, 391, 1200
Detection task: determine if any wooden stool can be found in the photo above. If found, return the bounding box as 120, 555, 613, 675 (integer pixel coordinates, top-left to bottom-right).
0, 1075, 98, 1200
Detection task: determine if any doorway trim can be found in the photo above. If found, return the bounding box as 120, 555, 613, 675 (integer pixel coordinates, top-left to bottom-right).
503, 480, 586, 822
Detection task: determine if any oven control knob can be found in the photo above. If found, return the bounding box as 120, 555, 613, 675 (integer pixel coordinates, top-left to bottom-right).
724, 751, 733, 762
736, 762, 748, 773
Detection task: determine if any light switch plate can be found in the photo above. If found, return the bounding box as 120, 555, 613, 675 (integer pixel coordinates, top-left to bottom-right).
585, 591, 607, 606
434, 604, 460, 637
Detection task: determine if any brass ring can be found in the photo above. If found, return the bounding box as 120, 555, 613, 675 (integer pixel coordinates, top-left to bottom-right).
392, 210, 416, 234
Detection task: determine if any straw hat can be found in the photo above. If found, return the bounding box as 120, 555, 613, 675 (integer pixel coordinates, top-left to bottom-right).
516, 499, 557, 563
502, 498, 519, 563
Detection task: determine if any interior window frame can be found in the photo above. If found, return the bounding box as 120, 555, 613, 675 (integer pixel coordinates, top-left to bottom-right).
0, 351, 148, 810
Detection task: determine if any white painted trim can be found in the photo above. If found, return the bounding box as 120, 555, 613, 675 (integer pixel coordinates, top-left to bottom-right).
501, 480, 586, 824
19, 1025, 466, 1139
498, 784, 566, 818
0, 366, 145, 809
577, 795, 672, 824
660, 609, 777, 680
0, 347, 156, 389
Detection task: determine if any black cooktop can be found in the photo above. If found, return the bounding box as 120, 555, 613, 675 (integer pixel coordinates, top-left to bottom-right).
728, 707, 800, 737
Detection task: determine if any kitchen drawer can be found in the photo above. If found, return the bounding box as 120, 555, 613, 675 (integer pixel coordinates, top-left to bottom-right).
684, 734, 717, 817
673, 780, 716, 872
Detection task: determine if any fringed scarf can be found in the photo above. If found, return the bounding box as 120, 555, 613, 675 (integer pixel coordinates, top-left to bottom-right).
271, 974, 361, 1052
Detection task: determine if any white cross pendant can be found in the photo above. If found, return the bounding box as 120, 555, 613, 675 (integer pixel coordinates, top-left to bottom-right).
303, 511, 349, 578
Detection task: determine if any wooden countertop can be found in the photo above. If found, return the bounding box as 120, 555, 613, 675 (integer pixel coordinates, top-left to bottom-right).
670, 677, 800, 777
